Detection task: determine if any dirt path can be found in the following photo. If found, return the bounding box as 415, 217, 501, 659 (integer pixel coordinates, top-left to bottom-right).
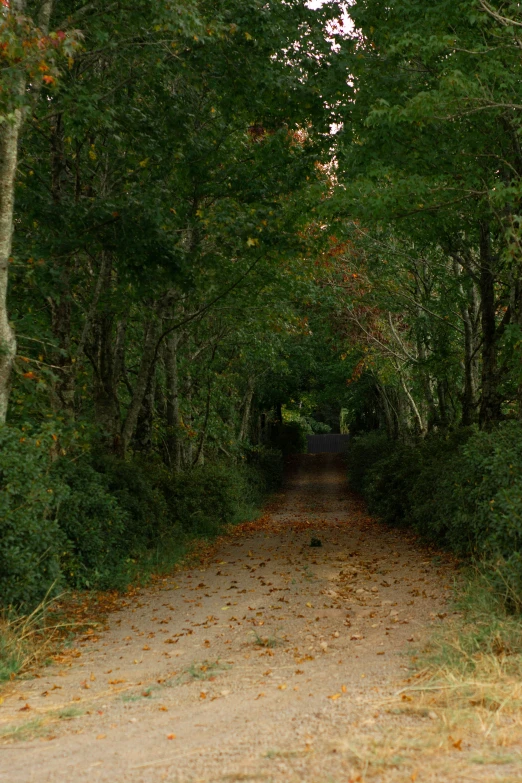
0, 455, 478, 782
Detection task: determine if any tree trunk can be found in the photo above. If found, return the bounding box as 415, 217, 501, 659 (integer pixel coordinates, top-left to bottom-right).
239, 377, 255, 441
90, 315, 126, 445
0, 108, 22, 423
377, 383, 397, 439
453, 256, 480, 426
479, 223, 502, 428
135, 369, 156, 452
0, 0, 54, 424
165, 333, 182, 470
120, 314, 160, 455
399, 372, 426, 436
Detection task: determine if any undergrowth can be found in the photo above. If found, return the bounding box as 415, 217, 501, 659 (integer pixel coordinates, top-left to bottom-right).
0, 460, 276, 682
334, 571, 522, 782
0, 592, 75, 682
348, 422, 522, 608
0, 431, 283, 609
398, 569, 522, 762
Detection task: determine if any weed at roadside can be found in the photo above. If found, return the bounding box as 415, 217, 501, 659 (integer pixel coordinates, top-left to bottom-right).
0, 590, 75, 682
167, 660, 231, 687
251, 629, 285, 648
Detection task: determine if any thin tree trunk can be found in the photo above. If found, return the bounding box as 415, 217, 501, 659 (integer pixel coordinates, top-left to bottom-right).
479, 223, 502, 428
90, 315, 126, 444
453, 257, 480, 426
398, 370, 426, 436
0, 107, 22, 423
135, 369, 156, 451
239, 377, 255, 441
0, 0, 54, 423
120, 315, 160, 455
377, 383, 397, 439
0, 0, 26, 423
165, 333, 182, 470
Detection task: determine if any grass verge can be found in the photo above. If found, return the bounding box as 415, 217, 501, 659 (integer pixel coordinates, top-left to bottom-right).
325, 568, 522, 782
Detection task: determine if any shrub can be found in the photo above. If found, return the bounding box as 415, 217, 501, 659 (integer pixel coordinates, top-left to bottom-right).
168, 462, 250, 537
349, 423, 522, 608
346, 431, 391, 495
0, 422, 282, 608
92, 455, 170, 551
245, 446, 283, 496
54, 460, 129, 590
0, 426, 64, 609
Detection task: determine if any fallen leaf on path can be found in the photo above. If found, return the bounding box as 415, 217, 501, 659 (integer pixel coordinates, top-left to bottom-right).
142, 645, 150, 651
341, 685, 347, 693
108, 678, 126, 684
278, 684, 287, 690
167, 733, 176, 740
159, 706, 168, 711
19, 703, 31, 711
328, 693, 341, 700
96, 734, 106, 740
255, 693, 265, 699
200, 692, 207, 700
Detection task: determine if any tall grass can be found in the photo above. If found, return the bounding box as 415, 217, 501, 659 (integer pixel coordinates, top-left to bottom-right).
0, 590, 73, 681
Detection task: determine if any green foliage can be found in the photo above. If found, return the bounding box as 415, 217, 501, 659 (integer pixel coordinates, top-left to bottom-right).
349, 423, 522, 608
168, 462, 257, 538
346, 430, 389, 493
0, 435, 281, 608
53, 460, 129, 590
0, 427, 64, 608
246, 447, 283, 495
428, 569, 522, 674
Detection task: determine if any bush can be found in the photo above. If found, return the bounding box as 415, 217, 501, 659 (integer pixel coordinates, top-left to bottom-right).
348, 423, 522, 608
346, 430, 389, 492
92, 455, 171, 551
54, 460, 129, 590
0, 423, 282, 608
0, 426, 64, 609
168, 462, 251, 537
245, 446, 283, 496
